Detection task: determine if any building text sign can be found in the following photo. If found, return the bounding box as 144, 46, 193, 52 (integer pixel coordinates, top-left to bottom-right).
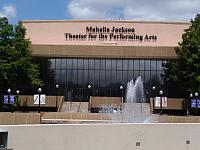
65, 26, 157, 42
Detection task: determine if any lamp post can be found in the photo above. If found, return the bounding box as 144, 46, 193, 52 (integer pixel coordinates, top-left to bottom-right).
88, 84, 92, 112
7, 89, 11, 105
195, 92, 199, 115
195, 92, 199, 108
38, 88, 42, 113
152, 86, 156, 112
16, 90, 20, 111
88, 84, 91, 100
120, 85, 123, 103
189, 93, 193, 115
159, 90, 163, 115
56, 84, 59, 109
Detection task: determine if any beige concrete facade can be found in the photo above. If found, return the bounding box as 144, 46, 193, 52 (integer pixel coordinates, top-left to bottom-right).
1, 124, 200, 150
31, 44, 176, 59
22, 20, 190, 59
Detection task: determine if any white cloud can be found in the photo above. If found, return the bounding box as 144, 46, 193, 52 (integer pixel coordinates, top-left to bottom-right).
67, 0, 200, 21
0, 4, 16, 18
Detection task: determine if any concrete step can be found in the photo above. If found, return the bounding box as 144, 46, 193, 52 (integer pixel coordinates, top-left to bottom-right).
61, 102, 89, 113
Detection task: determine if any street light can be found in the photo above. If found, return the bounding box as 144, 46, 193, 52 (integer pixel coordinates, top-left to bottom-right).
120, 85, 123, 103
188, 93, 193, 116
195, 92, 199, 114
152, 86, 156, 112
7, 89, 11, 105
55, 84, 59, 109
195, 92, 198, 97
88, 84, 91, 89
190, 93, 193, 98
159, 90, 163, 115
16, 90, 20, 110
88, 84, 91, 101
56, 84, 59, 89
38, 88, 42, 113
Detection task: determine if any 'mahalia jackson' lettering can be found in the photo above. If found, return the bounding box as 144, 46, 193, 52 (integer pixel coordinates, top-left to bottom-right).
111, 27, 135, 33
86, 26, 110, 33
86, 26, 135, 34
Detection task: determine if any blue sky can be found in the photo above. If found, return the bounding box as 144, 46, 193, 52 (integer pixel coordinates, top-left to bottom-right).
1, 0, 200, 24
0, 0, 71, 24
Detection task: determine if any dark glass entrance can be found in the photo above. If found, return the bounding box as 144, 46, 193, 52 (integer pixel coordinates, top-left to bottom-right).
35, 58, 167, 101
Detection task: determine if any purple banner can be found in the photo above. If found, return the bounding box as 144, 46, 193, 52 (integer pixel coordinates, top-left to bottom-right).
191, 98, 196, 108
3, 95, 8, 104
197, 99, 200, 108
10, 95, 14, 104
3, 95, 15, 104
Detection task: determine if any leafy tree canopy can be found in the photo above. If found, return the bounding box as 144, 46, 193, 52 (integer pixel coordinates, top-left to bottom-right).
0, 17, 42, 96
165, 14, 200, 97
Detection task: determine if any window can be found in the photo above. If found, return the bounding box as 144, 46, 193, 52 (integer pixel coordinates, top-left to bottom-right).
61, 59, 66, 69
89, 70, 94, 86
77, 59, 83, 69
94, 70, 100, 87
77, 70, 83, 87
89, 59, 94, 69
123, 60, 128, 70
145, 60, 150, 70
72, 59, 78, 69
61, 70, 66, 83
134, 60, 139, 70
100, 70, 106, 87
95, 59, 100, 70
106, 59, 111, 70
157, 60, 162, 71
50, 59, 55, 69
128, 60, 134, 70
0, 132, 8, 148
151, 60, 157, 70
111, 59, 116, 70
117, 59, 123, 70
67, 70, 72, 87
72, 70, 78, 87
140, 60, 145, 70
67, 59, 73, 69
83, 59, 89, 69
35, 58, 169, 101
100, 59, 105, 70
105, 70, 111, 86
56, 59, 61, 69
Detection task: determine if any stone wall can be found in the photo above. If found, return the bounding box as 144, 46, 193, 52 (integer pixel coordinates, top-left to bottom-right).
1, 124, 199, 150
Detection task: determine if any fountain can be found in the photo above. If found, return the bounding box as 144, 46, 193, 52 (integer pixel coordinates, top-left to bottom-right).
92, 76, 156, 123
122, 76, 151, 122
126, 76, 145, 103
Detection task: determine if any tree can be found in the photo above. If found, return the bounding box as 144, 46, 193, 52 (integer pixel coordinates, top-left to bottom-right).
0, 17, 43, 107
164, 14, 200, 97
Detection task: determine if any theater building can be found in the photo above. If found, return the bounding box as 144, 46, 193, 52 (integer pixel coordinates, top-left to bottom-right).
22, 20, 190, 101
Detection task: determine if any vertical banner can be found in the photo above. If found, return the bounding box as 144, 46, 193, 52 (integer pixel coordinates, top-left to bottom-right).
34, 94, 46, 104
162, 97, 167, 107
197, 99, 200, 108
3, 95, 8, 104
155, 97, 160, 107
155, 97, 167, 107
3, 95, 15, 104
191, 98, 197, 108
10, 95, 15, 104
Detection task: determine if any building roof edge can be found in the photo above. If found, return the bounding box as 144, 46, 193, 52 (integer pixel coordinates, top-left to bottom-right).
21, 19, 190, 25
